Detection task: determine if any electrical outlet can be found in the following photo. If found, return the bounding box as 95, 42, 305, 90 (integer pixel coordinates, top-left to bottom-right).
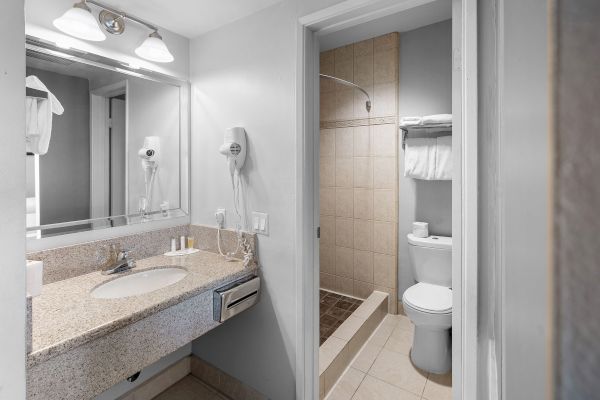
251, 212, 269, 235
215, 208, 226, 229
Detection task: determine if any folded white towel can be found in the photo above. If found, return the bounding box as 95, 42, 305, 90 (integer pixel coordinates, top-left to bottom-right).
434, 135, 452, 180
25, 75, 64, 155
422, 114, 452, 125
404, 137, 436, 180
399, 116, 423, 127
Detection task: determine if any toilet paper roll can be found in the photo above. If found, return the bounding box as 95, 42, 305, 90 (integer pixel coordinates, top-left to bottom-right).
413, 222, 429, 238
26, 260, 43, 297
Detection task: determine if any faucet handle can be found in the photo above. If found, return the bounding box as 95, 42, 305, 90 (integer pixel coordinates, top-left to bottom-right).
118, 249, 131, 259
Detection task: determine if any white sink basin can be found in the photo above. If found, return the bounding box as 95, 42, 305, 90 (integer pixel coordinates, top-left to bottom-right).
91, 267, 187, 299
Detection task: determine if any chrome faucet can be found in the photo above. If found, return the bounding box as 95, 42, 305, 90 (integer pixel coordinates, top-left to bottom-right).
101, 248, 136, 275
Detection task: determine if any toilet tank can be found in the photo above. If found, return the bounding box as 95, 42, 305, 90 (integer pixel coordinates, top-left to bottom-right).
407, 234, 452, 287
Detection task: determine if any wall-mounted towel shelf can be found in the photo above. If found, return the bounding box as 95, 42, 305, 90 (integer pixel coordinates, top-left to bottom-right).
26, 87, 47, 99
400, 124, 452, 149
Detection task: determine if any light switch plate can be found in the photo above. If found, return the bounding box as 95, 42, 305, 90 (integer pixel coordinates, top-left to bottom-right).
251, 212, 269, 235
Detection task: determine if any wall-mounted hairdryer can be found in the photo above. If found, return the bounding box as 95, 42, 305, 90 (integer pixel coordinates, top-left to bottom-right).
138, 136, 160, 169
219, 127, 246, 176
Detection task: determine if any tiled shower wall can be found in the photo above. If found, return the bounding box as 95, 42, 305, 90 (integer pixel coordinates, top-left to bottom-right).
319, 33, 399, 312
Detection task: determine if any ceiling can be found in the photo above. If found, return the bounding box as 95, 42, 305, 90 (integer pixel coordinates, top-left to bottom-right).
319, 0, 451, 51
98, 0, 283, 38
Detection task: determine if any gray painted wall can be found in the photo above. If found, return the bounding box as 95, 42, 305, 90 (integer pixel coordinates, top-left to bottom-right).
554, 0, 600, 397
0, 1, 26, 397
26, 67, 90, 225
397, 20, 453, 296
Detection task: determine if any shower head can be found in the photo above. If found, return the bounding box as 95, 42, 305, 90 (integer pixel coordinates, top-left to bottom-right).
320, 73, 372, 113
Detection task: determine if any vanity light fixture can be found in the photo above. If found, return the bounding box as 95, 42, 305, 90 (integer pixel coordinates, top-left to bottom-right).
52, 0, 174, 63
53, 1, 106, 42
135, 31, 174, 63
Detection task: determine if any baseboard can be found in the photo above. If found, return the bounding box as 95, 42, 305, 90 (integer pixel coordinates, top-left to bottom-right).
117, 356, 191, 400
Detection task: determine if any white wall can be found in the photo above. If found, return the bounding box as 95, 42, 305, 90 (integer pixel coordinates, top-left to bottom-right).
397, 20, 452, 296
0, 1, 26, 399
188, 0, 345, 398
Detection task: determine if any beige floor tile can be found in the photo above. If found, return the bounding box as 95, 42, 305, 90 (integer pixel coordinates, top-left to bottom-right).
368, 348, 428, 396
423, 371, 452, 400
383, 324, 414, 355
352, 375, 420, 400
152, 376, 223, 400
369, 317, 395, 347
351, 341, 382, 372
326, 367, 365, 400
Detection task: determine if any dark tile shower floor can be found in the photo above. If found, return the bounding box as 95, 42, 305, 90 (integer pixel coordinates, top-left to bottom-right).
319, 290, 363, 346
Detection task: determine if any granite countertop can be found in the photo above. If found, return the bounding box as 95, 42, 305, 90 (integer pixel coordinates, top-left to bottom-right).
28, 250, 256, 368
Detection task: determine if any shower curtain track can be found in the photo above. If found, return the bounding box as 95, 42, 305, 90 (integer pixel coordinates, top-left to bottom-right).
319, 73, 371, 112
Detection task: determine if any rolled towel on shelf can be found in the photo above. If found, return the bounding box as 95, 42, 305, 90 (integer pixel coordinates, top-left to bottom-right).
400, 116, 423, 127
434, 135, 452, 180
413, 222, 429, 238
422, 114, 452, 125
404, 137, 436, 180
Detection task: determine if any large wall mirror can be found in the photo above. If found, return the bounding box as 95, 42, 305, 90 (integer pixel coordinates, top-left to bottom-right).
25, 37, 189, 238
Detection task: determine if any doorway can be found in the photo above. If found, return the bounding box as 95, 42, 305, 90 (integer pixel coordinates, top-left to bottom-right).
296, 0, 477, 399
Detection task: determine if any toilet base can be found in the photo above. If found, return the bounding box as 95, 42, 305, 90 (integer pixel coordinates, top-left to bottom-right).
410, 325, 451, 374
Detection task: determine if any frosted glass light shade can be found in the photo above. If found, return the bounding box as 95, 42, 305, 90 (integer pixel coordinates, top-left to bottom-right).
53, 6, 106, 41
135, 32, 174, 63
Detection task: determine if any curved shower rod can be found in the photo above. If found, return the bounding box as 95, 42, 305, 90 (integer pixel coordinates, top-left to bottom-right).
319, 74, 372, 112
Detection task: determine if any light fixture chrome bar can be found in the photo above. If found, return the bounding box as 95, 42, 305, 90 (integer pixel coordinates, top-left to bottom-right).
319, 73, 372, 112
86, 0, 158, 32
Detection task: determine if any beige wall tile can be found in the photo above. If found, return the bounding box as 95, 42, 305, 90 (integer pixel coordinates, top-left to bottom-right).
332, 315, 365, 341
353, 249, 373, 283
374, 48, 399, 84
320, 90, 336, 121
354, 86, 373, 119
373, 253, 396, 287
327, 367, 365, 400
374, 157, 396, 189
375, 285, 398, 314
372, 82, 397, 117
320, 273, 336, 291
320, 74, 335, 93
335, 275, 354, 296
319, 335, 347, 375
372, 124, 397, 157
373, 189, 395, 221
335, 158, 353, 187
354, 188, 373, 220
353, 219, 373, 251
335, 188, 354, 218
324, 344, 351, 395
354, 280, 374, 299
320, 129, 335, 158
320, 50, 335, 76
373, 221, 396, 255
354, 54, 374, 88
353, 375, 420, 400
353, 157, 373, 188
369, 348, 427, 396
354, 38, 373, 57
320, 245, 335, 275
334, 43, 354, 63
353, 126, 371, 157
335, 217, 353, 248
335, 246, 354, 278
336, 89, 355, 120
320, 157, 335, 187
374, 32, 399, 52
335, 127, 354, 157
320, 215, 335, 247
320, 187, 335, 216
334, 59, 354, 84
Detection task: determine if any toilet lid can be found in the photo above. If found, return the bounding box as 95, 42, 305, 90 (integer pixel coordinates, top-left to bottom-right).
403, 283, 452, 314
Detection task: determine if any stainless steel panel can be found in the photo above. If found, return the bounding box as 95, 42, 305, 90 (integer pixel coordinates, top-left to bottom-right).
213, 275, 260, 322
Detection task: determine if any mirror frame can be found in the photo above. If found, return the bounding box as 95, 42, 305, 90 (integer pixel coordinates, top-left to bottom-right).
25, 35, 190, 239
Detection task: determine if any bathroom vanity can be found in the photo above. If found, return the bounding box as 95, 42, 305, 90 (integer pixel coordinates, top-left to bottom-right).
26, 250, 258, 400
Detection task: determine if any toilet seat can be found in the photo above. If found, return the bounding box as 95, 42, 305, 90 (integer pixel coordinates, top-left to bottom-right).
403, 283, 452, 314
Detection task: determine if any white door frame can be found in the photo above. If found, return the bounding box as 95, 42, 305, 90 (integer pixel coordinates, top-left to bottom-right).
295, 1, 478, 399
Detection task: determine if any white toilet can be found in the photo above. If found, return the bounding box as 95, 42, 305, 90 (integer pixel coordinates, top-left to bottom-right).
402, 233, 452, 374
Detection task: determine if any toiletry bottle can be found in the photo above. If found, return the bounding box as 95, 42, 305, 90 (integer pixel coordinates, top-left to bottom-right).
170, 237, 177, 252
180, 235, 186, 251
